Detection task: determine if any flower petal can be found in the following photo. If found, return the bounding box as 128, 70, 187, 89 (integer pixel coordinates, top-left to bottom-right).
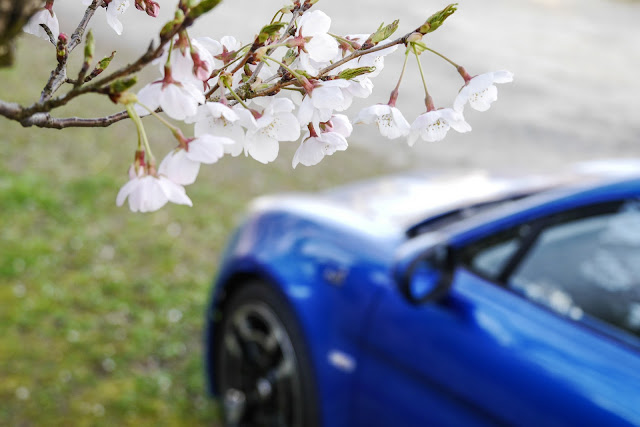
116, 178, 139, 207
158, 177, 193, 207
187, 135, 231, 164
298, 10, 331, 37
468, 84, 498, 112
158, 150, 200, 185
246, 133, 279, 164
492, 70, 514, 84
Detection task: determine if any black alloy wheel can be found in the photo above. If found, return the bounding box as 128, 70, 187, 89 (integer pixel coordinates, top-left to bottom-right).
214, 281, 319, 427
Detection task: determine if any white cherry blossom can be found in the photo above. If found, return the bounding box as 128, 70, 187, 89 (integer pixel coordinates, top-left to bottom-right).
242, 98, 300, 164
158, 134, 233, 185
408, 108, 471, 146
23, 8, 59, 41
191, 103, 245, 157
293, 115, 352, 168
135, 74, 205, 121
158, 37, 216, 85
116, 174, 192, 212
106, 0, 130, 35
355, 104, 410, 139
83, 0, 129, 35
454, 70, 513, 112
297, 79, 352, 128
294, 10, 339, 74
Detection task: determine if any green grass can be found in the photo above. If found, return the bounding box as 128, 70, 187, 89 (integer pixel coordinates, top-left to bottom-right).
0, 37, 396, 426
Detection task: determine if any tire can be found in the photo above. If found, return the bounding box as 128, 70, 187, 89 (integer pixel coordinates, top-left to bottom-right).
214, 281, 320, 427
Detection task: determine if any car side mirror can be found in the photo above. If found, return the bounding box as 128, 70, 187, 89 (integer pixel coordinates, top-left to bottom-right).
396, 244, 455, 305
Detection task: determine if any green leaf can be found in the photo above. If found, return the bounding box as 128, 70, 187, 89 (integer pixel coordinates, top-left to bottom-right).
419, 3, 457, 34
110, 77, 137, 95
258, 22, 286, 44
337, 66, 376, 80
97, 51, 116, 71
370, 20, 399, 44
84, 30, 94, 63
188, 0, 223, 19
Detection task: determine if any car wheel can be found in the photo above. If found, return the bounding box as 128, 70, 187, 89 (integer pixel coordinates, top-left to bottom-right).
214, 281, 319, 427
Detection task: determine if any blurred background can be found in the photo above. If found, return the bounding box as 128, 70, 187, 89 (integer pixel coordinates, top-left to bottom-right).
1, 0, 639, 425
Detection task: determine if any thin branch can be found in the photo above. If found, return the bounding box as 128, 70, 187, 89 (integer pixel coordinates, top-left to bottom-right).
39, 1, 101, 103
18, 110, 130, 129
0, 99, 21, 120
318, 35, 410, 78
251, 33, 412, 98
39, 23, 56, 45
68, 0, 103, 53
246, 7, 301, 87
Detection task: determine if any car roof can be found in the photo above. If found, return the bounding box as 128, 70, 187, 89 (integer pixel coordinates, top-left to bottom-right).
444, 175, 640, 247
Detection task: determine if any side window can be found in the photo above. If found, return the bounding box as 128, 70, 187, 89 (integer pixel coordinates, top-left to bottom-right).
510, 200, 640, 338
461, 224, 533, 281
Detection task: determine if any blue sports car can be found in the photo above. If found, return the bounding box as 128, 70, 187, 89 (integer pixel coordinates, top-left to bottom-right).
205, 160, 640, 427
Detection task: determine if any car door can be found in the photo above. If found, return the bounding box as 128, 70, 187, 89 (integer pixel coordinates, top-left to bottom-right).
353, 198, 640, 426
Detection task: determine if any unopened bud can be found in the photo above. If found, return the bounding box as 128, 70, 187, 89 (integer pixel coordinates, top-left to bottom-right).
419, 3, 457, 35
254, 46, 269, 60
56, 33, 68, 66
145, 1, 160, 17
282, 48, 297, 66
218, 72, 233, 88
135, 0, 146, 11
406, 32, 423, 43
84, 30, 95, 63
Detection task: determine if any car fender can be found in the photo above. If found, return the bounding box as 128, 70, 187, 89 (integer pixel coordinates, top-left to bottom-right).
205, 203, 402, 426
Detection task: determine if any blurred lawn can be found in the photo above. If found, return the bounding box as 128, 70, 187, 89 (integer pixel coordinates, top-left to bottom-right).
0, 38, 395, 425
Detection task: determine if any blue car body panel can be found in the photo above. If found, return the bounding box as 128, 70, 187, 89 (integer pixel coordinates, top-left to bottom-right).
206, 173, 640, 426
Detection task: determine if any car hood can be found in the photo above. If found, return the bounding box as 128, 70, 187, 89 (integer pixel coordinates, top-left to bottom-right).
321, 170, 555, 228
250, 159, 640, 235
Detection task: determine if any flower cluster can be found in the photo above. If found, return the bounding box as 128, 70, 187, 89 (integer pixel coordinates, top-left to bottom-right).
20, 1, 513, 213
116, 7, 403, 212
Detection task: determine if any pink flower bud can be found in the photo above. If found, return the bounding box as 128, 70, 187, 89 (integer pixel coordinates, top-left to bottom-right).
145, 1, 160, 17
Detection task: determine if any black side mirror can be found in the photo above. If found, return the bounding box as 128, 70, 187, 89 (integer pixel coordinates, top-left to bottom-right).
397, 244, 455, 305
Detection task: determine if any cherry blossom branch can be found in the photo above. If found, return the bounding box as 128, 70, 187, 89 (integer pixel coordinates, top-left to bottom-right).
0, 99, 130, 128
318, 32, 413, 77
68, 0, 103, 53
250, 30, 415, 99
39, 1, 102, 103
246, 7, 303, 86
7, 2, 212, 128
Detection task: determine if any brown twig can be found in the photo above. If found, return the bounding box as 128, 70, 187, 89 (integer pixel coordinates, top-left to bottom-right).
38, 1, 101, 103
